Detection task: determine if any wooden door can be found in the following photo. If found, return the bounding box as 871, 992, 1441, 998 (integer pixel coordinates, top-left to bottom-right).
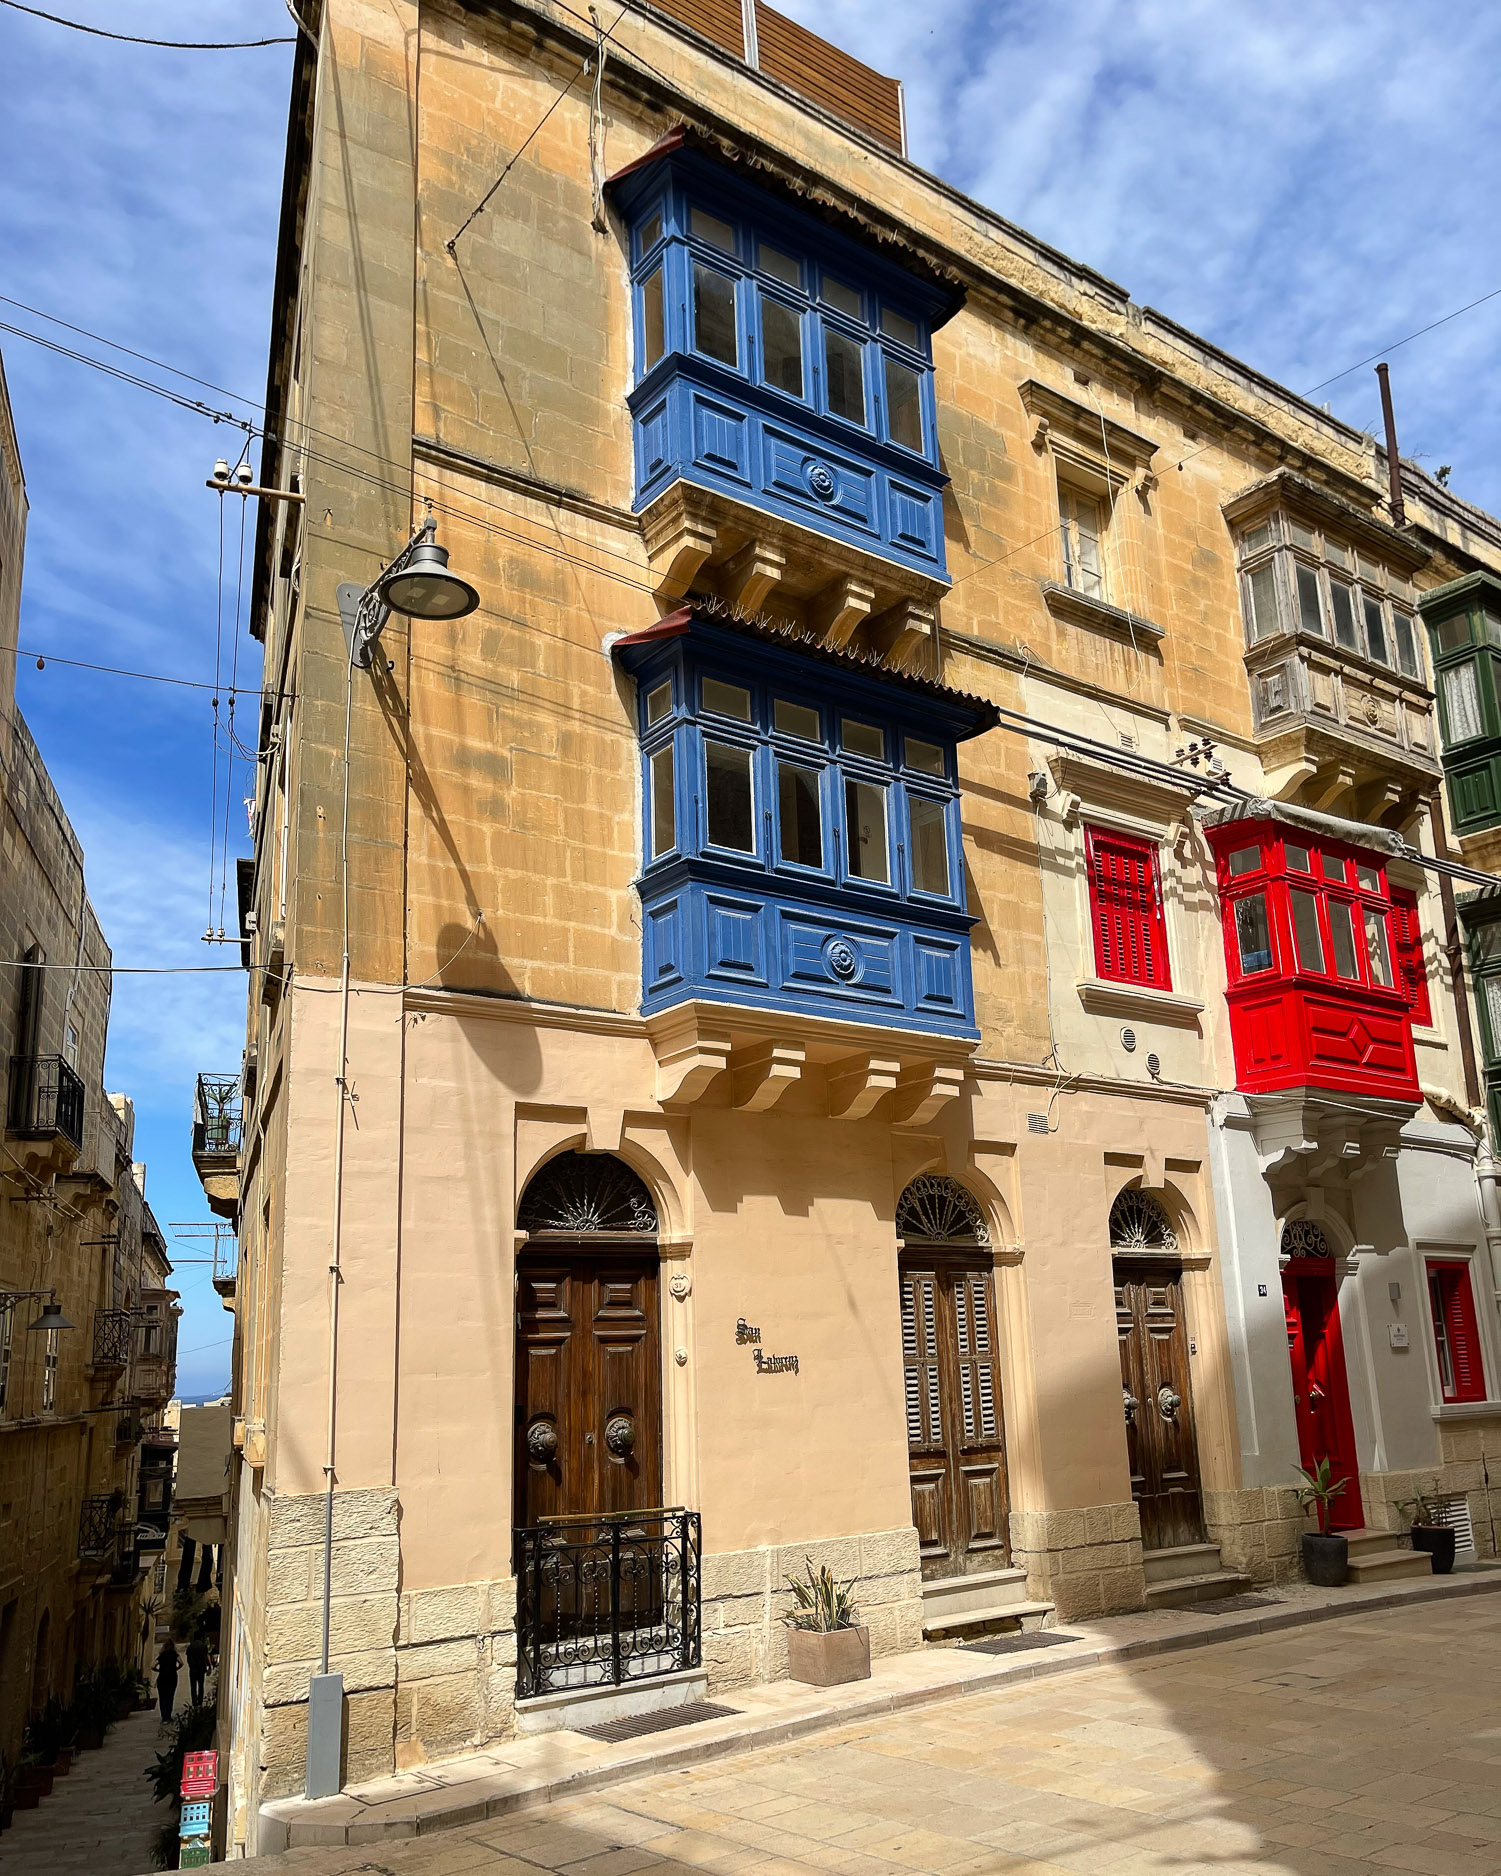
1115, 1260, 1206, 1551
514, 1249, 662, 1529
901, 1257, 1009, 1579
1283, 1268, 1364, 1529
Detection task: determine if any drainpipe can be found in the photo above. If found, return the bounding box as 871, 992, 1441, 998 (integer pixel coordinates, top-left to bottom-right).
1428, 794, 1481, 1108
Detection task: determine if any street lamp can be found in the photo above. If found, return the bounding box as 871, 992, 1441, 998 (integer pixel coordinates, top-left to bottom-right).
335, 508, 480, 669
0, 1290, 76, 1332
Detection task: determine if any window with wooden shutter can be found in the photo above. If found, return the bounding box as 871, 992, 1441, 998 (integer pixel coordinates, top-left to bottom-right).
900, 1270, 942, 1449
1427, 1260, 1487, 1404
1085, 826, 1171, 989
1389, 888, 1431, 1025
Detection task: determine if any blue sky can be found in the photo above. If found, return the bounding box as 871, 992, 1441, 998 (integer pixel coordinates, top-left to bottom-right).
1, 0, 1497, 1399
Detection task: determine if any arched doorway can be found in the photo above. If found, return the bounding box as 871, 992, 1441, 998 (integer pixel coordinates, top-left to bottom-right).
1281, 1220, 1364, 1529
896, 1175, 1008, 1580
1111, 1189, 1206, 1551
513, 1151, 662, 1530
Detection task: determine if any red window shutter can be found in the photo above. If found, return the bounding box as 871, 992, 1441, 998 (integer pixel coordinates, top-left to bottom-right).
1390, 888, 1432, 1024
1430, 1262, 1487, 1404
1086, 827, 1171, 990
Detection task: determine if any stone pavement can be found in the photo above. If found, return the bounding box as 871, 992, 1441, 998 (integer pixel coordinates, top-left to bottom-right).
1, 1705, 174, 1875
245, 1585, 1501, 1875
259, 1568, 1501, 1853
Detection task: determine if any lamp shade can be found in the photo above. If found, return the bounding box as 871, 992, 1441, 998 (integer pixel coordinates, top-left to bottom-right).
376, 538, 479, 621
29, 1298, 74, 1333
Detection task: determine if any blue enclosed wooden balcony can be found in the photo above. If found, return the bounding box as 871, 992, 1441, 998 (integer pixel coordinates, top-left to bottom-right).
614, 608, 996, 1113
608, 135, 960, 662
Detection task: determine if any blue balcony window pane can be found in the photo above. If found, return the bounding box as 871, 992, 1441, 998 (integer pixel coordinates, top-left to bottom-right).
774, 697, 820, 741
759, 242, 800, 287
823, 275, 862, 318
651, 744, 676, 857
905, 736, 944, 777
778, 760, 822, 867
691, 205, 737, 254
646, 680, 673, 726
641, 269, 665, 371
823, 327, 865, 425
880, 305, 918, 347
842, 718, 883, 760
760, 293, 803, 398
701, 676, 751, 720
884, 355, 922, 452
909, 796, 949, 896
638, 209, 663, 256
706, 740, 755, 852
694, 264, 738, 367
844, 777, 889, 883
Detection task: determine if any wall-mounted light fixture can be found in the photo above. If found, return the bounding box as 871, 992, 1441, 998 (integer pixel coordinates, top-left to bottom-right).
336, 507, 480, 668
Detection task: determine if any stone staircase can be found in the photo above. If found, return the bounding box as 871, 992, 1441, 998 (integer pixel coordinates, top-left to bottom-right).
1143, 1542, 1254, 1609
1342, 1526, 1434, 1585
920, 1565, 1054, 1637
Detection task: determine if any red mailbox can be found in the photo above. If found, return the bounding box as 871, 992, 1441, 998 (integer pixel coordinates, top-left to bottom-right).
1206, 817, 1420, 1103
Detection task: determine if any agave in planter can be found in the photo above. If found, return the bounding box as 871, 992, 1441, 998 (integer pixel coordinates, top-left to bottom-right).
1295, 1458, 1350, 1587
1394, 1486, 1455, 1575
782, 1558, 871, 1688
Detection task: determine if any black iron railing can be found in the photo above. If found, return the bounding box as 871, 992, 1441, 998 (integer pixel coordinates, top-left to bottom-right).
515, 1508, 701, 1699
7, 1054, 85, 1148
78, 1494, 117, 1557
92, 1308, 133, 1370
192, 1072, 242, 1157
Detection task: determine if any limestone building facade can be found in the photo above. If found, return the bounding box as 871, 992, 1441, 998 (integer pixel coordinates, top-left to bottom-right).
0, 349, 179, 1787
218, 0, 1501, 1849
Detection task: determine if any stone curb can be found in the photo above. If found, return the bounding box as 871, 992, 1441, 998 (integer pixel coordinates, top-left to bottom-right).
260, 1568, 1501, 1853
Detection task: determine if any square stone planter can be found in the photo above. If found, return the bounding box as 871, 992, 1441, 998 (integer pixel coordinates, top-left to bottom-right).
786, 1624, 871, 1687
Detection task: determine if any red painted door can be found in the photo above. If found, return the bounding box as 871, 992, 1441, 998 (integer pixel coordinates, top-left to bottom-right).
1283, 1266, 1364, 1530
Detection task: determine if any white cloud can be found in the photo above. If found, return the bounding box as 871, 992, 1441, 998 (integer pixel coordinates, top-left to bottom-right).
778, 0, 1501, 507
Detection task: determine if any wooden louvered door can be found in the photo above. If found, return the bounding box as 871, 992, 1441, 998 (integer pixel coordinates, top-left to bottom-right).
900, 1255, 1009, 1579
1115, 1259, 1206, 1551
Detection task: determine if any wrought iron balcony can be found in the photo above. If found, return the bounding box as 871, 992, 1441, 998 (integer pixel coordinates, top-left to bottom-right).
91, 1308, 133, 1372
515, 1508, 701, 1700
192, 1071, 242, 1220
78, 1494, 119, 1558
7, 1054, 85, 1149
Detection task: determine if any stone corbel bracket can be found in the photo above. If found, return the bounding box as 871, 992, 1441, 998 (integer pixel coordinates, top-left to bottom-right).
828, 1054, 902, 1121
890, 1061, 965, 1127
731, 1041, 805, 1111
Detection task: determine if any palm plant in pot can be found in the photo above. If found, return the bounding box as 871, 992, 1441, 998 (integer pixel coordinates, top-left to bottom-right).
783, 1558, 870, 1687
1295, 1458, 1350, 1586
1394, 1485, 1455, 1575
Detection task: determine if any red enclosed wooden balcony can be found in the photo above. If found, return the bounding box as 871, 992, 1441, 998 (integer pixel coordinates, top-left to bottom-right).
1205, 813, 1421, 1103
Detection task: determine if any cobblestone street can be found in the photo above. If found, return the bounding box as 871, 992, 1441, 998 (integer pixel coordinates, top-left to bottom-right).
238, 1599, 1501, 1876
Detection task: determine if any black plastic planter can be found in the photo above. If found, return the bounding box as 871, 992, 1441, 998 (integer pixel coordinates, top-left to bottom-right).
1301, 1530, 1349, 1586
1410, 1524, 1456, 1574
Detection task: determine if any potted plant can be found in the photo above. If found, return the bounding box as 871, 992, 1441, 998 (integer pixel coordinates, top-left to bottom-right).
782, 1558, 870, 1687
1295, 1458, 1350, 1586
1394, 1486, 1455, 1575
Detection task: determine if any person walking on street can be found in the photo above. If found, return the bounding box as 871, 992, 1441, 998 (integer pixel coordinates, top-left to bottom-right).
186, 1638, 209, 1707
154, 1639, 180, 1725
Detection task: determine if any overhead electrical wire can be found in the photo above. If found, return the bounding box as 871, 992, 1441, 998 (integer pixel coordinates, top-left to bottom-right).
0, 0, 294, 47
9, 642, 279, 695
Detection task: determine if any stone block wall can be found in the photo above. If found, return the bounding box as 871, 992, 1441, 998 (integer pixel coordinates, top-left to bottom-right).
701, 1527, 924, 1692
259, 1487, 401, 1800
1204, 1486, 1305, 1586
394, 1577, 517, 1769
1008, 1502, 1145, 1619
